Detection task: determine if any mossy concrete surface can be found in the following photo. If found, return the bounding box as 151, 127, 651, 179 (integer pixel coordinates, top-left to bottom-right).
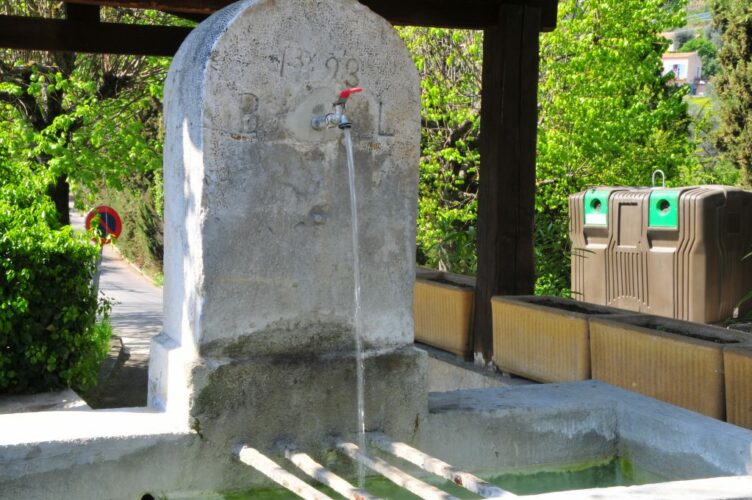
190, 345, 428, 455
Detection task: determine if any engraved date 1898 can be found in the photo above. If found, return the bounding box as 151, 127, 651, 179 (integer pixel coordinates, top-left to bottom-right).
278, 45, 361, 86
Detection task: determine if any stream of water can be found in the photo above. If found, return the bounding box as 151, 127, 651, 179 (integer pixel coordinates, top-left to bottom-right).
343, 127, 367, 487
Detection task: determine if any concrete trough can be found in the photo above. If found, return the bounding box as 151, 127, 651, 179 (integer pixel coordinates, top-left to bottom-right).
3, 381, 752, 499
421, 381, 752, 481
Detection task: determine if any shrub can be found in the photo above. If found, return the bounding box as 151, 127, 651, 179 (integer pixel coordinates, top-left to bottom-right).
0, 211, 109, 394
0, 154, 109, 394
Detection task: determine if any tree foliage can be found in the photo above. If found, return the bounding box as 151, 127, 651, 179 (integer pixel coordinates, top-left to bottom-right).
712, 0, 752, 187
0, 1, 182, 224
401, 1, 721, 295
679, 35, 720, 78
0, 137, 109, 394
0, 1, 178, 392
399, 28, 482, 275
535, 0, 697, 294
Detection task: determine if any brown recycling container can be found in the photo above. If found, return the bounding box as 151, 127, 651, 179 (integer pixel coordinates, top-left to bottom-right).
571, 186, 752, 323
569, 187, 630, 304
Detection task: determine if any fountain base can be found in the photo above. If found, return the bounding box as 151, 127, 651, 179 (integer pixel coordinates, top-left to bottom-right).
189, 345, 428, 454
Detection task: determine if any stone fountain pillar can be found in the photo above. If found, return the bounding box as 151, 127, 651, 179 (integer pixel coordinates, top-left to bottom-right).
149, 0, 426, 452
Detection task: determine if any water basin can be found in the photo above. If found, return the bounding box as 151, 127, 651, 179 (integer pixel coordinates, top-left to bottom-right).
225, 457, 665, 498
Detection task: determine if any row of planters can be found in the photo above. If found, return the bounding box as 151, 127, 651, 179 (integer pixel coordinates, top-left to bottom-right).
413, 269, 752, 429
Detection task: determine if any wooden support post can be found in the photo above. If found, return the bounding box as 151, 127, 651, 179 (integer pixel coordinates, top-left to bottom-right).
473, 4, 541, 363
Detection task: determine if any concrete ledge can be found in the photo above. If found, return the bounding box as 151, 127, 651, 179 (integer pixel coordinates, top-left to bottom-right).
523, 476, 752, 500
0, 389, 90, 415
0, 408, 188, 447
0, 408, 264, 499
418, 343, 534, 392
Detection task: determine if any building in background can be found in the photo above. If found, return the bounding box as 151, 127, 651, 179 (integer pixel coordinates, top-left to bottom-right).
662, 51, 704, 95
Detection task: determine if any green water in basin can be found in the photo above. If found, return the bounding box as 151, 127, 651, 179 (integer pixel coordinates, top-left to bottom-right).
225, 457, 665, 498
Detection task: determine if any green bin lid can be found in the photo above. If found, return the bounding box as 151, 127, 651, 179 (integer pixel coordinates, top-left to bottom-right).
648, 190, 680, 229
584, 189, 610, 226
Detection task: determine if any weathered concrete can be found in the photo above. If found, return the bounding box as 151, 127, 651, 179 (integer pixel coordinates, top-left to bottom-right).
420, 381, 752, 480
420, 343, 535, 392
424, 384, 618, 476
160, 0, 419, 352
191, 346, 427, 453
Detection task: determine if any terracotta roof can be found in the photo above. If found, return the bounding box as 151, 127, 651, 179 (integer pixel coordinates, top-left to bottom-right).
663, 51, 700, 58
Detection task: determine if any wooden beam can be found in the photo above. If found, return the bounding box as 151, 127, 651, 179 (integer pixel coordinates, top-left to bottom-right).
64, 2, 100, 22
0, 15, 191, 56
65, 0, 225, 15
63, 0, 558, 30
160, 10, 207, 23
473, 4, 540, 362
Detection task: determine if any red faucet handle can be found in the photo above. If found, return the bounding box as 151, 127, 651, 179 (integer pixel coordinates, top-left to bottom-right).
335, 87, 363, 105
339, 87, 363, 99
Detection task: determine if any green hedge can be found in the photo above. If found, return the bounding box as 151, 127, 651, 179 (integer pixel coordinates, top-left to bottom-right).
0, 202, 109, 394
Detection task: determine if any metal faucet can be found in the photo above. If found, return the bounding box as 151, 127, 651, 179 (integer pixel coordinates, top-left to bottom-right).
311, 87, 362, 131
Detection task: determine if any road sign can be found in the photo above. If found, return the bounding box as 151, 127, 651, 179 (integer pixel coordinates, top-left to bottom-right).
85, 205, 122, 245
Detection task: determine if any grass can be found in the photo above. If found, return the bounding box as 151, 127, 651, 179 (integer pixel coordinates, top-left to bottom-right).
689, 96, 711, 108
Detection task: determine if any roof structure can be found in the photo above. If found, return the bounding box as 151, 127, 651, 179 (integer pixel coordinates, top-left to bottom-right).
0, 0, 559, 361
0, 1, 557, 56
663, 51, 700, 59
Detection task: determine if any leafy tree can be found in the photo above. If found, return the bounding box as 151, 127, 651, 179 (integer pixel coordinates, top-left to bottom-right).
0, 1, 181, 225
399, 28, 481, 275
0, 1, 175, 391
712, 0, 752, 187
679, 35, 720, 78
0, 132, 109, 394
400, 1, 714, 293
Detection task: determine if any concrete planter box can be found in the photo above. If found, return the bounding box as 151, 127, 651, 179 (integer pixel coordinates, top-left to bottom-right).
413, 269, 475, 357
590, 316, 751, 419
724, 346, 752, 429
491, 296, 630, 383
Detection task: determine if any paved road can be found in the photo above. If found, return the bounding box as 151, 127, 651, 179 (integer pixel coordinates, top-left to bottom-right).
96, 246, 162, 354
71, 203, 163, 407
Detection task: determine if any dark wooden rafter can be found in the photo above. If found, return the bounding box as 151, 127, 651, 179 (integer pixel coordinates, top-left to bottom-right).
66, 0, 227, 14
62, 0, 558, 29
0, 15, 192, 56
0, 1, 555, 56
472, 3, 540, 362
64, 2, 101, 22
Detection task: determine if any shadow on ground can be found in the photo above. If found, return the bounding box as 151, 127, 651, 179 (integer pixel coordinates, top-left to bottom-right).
82, 336, 148, 409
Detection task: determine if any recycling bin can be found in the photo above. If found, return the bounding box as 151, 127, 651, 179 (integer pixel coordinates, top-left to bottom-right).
569, 188, 627, 304
570, 186, 752, 323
